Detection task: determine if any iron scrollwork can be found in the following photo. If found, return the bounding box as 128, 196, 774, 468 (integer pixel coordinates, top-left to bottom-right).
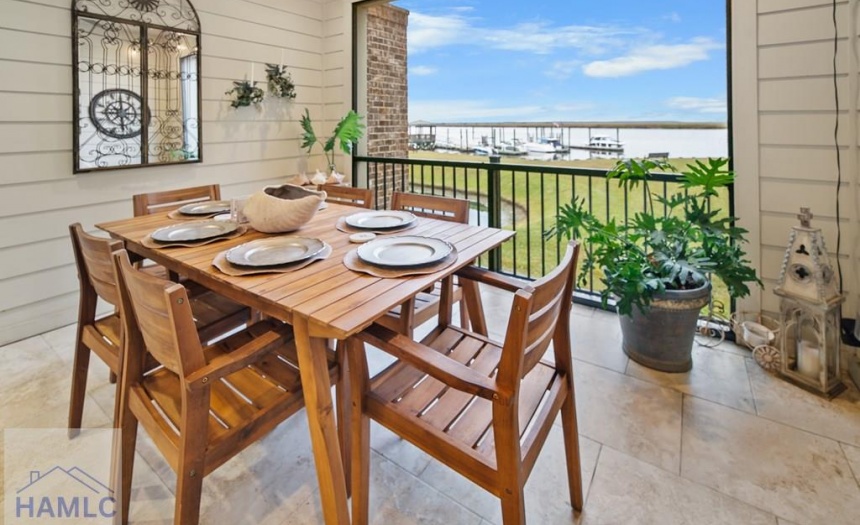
72, 0, 202, 172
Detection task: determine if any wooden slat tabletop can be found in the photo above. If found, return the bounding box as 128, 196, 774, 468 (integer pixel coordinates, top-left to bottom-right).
99, 201, 514, 525
97, 202, 514, 340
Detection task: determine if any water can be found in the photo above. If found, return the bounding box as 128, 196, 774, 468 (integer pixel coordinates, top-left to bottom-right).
422, 125, 729, 160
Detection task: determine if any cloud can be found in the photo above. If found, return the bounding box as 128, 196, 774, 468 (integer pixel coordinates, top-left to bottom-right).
410, 65, 438, 76
408, 13, 470, 54
582, 37, 723, 77
666, 96, 727, 113
408, 12, 639, 56
664, 12, 682, 23
546, 60, 582, 80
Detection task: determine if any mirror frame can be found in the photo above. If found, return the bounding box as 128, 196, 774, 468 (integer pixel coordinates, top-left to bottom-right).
72, 0, 203, 173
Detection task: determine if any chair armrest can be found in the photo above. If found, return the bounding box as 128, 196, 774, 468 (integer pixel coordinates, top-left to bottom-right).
455, 265, 529, 294
186, 323, 292, 390
358, 323, 506, 404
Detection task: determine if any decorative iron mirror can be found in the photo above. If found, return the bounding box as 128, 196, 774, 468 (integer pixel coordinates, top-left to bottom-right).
72, 0, 202, 173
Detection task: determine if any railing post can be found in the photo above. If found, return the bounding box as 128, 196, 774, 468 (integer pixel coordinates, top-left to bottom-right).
488, 155, 502, 272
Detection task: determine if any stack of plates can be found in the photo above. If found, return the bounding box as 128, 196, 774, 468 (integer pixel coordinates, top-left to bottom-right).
177, 200, 231, 216
356, 236, 453, 268
344, 210, 416, 231
151, 221, 239, 244
226, 237, 326, 268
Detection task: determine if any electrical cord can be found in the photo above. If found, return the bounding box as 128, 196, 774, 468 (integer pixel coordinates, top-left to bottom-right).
834, 0, 843, 294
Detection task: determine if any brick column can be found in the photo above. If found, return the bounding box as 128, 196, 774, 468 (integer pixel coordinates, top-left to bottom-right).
365, 4, 409, 209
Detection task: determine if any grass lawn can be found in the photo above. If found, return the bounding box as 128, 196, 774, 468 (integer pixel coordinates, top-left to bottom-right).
404, 151, 733, 315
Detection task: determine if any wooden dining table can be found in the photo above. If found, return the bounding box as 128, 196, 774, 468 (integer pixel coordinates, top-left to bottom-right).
97, 201, 514, 524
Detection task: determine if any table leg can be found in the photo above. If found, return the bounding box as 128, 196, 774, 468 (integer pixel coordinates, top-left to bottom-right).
293, 316, 350, 525
461, 277, 488, 336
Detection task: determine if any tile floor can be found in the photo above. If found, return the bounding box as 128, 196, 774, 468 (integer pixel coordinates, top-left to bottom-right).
2, 286, 860, 524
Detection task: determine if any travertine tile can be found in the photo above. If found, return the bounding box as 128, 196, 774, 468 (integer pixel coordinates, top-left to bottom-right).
420, 429, 600, 524
573, 360, 683, 473
681, 396, 860, 525
626, 346, 756, 413
709, 338, 754, 357
370, 422, 433, 477
746, 360, 860, 446
371, 452, 484, 525
300, 450, 483, 525
572, 328, 629, 374
0, 364, 112, 430
40, 323, 77, 357
0, 334, 62, 395
581, 446, 775, 525
841, 442, 860, 487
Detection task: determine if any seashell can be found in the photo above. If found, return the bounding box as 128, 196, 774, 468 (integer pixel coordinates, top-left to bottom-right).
242, 184, 326, 233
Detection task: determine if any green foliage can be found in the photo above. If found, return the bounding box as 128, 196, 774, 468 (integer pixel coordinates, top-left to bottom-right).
225, 80, 264, 108
265, 63, 297, 99
300, 109, 365, 171
545, 157, 761, 316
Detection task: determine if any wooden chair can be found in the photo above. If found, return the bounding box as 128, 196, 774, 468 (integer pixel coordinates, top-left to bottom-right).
132, 184, 222, 216
321, 184, 373, 209
376, 192, 477, 336
131, 185, 249, 324
111, 250, 340, 525
346, 241, 583, 525
67, 224, 250, 435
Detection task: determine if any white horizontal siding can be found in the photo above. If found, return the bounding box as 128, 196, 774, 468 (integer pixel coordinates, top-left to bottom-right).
0, 0, 342, 345
758, 4, 851, 46
758, 41, 851, 78
751, 0, 860, 316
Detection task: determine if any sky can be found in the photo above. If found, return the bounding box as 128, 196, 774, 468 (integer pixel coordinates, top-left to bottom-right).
394, 0, 727, 123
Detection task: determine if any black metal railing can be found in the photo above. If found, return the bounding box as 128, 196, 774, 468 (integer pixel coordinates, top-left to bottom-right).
354, 155, 729, 309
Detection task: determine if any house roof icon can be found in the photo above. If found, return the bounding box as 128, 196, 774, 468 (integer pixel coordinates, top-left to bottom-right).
16, 466, 113, 496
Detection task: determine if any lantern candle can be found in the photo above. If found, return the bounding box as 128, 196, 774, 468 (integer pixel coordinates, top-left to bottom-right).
797, 340, 821, 379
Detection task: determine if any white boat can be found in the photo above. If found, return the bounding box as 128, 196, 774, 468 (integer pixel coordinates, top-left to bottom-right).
497, 140, 527, 156
571, 136, 624, 153
472, 145, 496, 156
525, 137, 565, 154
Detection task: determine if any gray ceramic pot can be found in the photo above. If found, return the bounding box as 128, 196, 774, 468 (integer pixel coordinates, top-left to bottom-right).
619, 282, 711, 373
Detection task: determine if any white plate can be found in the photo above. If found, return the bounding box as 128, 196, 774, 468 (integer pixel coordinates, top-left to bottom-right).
151, 220, 239, 243
178, 200, 231, 215
356, 236, 453, 268
344, 210, 416, 230
226, 237, 325, 267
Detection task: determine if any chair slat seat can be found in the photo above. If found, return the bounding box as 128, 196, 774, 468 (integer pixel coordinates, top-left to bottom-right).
367, 325, 561, 475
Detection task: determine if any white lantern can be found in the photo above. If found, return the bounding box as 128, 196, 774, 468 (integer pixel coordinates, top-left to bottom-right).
774, 208, 845, 398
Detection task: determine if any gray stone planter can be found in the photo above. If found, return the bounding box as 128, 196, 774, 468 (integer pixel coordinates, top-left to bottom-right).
619, 282, 711, 373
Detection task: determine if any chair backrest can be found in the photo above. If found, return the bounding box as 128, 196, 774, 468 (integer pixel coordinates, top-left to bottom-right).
113, 250, 205, 378
69, 223, 123, 307
497, 241, 579, 391
390, 192, 469, 224
133, 184, 221, 216
322, 184, 373, 209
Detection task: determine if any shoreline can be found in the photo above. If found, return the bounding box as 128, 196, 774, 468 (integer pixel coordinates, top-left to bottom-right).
410, 120, 727, 130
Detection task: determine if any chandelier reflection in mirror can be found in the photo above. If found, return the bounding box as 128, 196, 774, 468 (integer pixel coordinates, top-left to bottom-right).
72, 0, 202, 172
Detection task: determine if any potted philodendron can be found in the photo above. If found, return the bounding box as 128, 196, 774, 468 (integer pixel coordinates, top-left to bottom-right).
547, 158, 761, 372
299, 108, 365, 178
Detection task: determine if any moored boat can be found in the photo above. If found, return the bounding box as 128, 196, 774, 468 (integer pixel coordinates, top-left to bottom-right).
571, 135, 624, 153
498, 140, 527, 156
525, 137, 566, 154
